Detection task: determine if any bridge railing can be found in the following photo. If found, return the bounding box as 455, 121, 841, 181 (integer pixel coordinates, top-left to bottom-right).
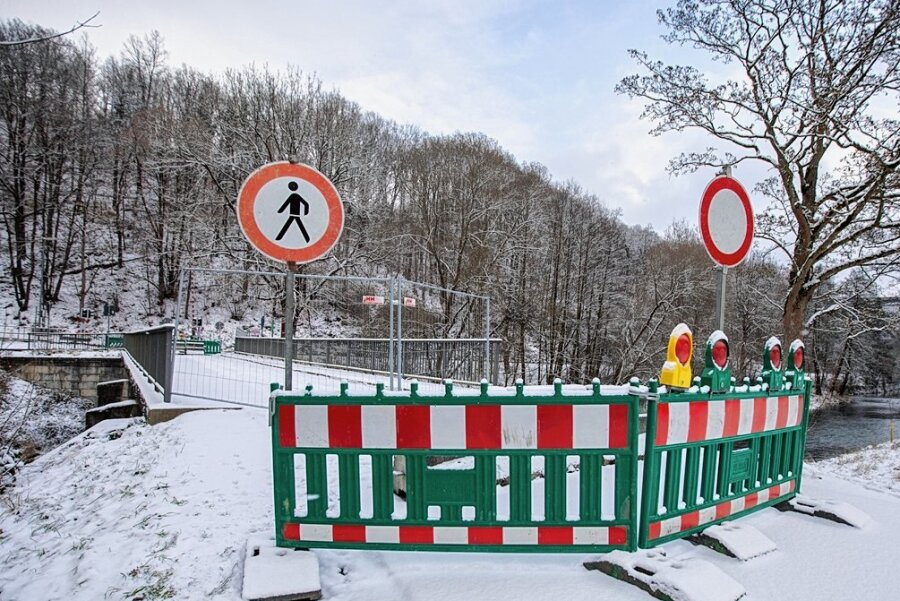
271, 380, 641, 552
123, 325, 174, 403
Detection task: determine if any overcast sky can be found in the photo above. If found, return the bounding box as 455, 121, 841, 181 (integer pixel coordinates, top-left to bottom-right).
6, 0, 762, 233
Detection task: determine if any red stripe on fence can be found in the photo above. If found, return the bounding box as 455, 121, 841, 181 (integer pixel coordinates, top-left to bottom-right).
715, 501, 731, 520
468, 526, 503, 545
609, 526, 628, 545
744, 492, 758, 510
465, 405, 502, 449
687, 401, 709, 443
681, 510, 700, 532
538, 526, 573, 545
752, 398, 768, 432
795, 396, 804, 427
400, 526, 434, 544
655, 403, 669, 446
649, 522, 661, 540
723, 399, 741, 437
775, 396, 789, 429
609, 404, 630, 448
768, 484, 781, 500
333, 525, 366, 543
328, 405, 362, 447
396, 405, 432, 448
278, 405, 296, 448
537, 405, 573, 448
283, 522, 300, 541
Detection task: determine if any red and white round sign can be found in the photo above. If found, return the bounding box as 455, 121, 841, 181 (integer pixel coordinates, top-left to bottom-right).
237, 162, 344, 263
699, 176, 754, 268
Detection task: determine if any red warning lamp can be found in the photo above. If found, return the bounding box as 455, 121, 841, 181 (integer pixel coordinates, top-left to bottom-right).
769, 344, 782, 370
793, 346, 803, 370
675, 334, 692, 365
711, 339, 729, 369
660, 324, 693, 390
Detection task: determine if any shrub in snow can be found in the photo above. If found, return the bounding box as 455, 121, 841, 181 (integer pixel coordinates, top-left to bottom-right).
0, 370, 92, 491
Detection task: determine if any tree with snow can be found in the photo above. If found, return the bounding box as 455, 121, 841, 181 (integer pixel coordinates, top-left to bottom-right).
618, 0, 900, 343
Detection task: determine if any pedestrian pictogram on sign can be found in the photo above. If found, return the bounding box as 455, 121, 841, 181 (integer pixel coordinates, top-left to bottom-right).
699, 175, 754, 268
237, 162, 344, 263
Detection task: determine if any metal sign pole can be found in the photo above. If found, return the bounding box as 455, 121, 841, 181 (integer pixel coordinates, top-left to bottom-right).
388, 277, 395, 391
714, 266, 727, 332
484, 297, 491, 383
397, 280, 404, 386
284, 262, 296, 391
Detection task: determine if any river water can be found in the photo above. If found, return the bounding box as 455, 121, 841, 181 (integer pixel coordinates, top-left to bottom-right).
805, 396, 899, 461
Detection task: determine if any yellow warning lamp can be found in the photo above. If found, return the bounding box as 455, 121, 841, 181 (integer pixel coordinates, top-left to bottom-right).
659, 323, 693, 390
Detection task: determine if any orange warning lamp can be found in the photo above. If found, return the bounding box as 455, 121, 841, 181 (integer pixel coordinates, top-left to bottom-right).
659, 323, 693, 390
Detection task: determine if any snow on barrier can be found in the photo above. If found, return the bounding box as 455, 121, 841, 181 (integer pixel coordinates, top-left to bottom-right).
268, 325, 812, 555
270, 379, 641, 552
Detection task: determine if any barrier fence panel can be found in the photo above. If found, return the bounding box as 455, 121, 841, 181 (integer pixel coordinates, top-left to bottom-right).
235, 336, 502, 384
638, 378, 811, 547
271, 380, 641, 552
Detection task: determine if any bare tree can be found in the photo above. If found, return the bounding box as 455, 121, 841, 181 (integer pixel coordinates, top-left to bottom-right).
618, 0, 900, 342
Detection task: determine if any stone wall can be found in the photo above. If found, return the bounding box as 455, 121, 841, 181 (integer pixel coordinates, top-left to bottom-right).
0, 355, 128, 402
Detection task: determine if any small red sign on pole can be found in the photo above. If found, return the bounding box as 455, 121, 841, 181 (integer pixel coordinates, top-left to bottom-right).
362, 295, 385, 306
403, 297, 416, 308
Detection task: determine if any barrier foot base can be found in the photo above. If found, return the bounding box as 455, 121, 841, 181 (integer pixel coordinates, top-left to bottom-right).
585, 549, 746, 601
775, 494, 872, 528
688, 523, 777, 560
242, 538, 321, 601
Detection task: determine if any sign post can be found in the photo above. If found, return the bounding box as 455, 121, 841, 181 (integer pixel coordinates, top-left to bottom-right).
699, 167, 754, 332
237, 161, 345, 390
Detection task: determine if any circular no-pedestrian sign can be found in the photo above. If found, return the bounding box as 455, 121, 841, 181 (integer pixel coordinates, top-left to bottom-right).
237, 161, 344, 263
699, 175, 754, 268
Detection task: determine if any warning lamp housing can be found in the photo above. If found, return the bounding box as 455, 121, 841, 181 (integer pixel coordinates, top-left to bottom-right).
785, 339, 806, 391
659, 323, 693, 390
700, 330, 732, 393
761, 336, 785, 391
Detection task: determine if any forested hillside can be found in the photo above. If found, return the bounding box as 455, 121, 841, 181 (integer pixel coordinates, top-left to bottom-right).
1, 20, 896, 393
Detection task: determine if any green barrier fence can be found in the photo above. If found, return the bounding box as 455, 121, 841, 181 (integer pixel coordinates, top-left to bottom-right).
271, 380, 641, 552
639, 380, 810, 546
270, 326, 811, 553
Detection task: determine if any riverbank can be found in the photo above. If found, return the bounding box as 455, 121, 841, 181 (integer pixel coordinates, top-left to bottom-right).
808, 440, 900, 497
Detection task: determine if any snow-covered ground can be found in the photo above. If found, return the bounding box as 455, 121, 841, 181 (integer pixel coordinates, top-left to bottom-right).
1, 404, 898, 601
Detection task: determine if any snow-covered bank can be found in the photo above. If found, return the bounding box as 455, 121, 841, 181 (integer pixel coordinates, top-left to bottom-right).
1, 408, 898, 601
0, 373, 92, 490
808, 441, 899, 497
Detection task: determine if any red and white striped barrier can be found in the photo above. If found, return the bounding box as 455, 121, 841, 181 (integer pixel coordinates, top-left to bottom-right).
648, 480, 796, 540
654, 395, 803, 446
282, 523, 629, 546
278, 402, 631, 450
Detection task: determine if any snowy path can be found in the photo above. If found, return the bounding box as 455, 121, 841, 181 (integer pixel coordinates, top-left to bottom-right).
1, 410, 898, 601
